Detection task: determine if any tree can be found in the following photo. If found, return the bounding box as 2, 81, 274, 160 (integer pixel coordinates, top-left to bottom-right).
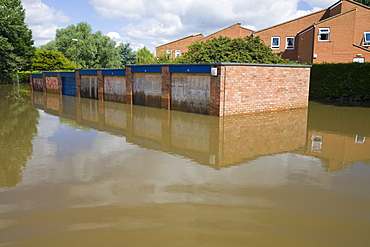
136, 46, 155, 64
32, 49, 76, 71
354, 0, 370, 6
0, 0, 35, 82
118, 43, 136, 67
178, 36, 288, 64
42, 22, 121, 69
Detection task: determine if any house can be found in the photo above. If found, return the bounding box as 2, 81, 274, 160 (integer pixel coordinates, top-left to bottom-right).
156, 23, 253, 59
156, 0, 370, 63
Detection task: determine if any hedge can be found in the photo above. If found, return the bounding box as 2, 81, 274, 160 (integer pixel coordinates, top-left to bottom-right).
310, 62, 370, 101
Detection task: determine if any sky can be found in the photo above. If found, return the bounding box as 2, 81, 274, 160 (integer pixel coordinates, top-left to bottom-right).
22, 0, 336, 52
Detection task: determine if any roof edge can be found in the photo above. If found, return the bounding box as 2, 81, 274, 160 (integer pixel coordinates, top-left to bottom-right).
254, 8, 327, 33
314, 7, 357, 25
156, 33, 204, 48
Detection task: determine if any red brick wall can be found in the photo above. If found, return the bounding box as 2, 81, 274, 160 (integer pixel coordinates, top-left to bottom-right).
255, 10, 326, 60
297, 28, 315, 63
216, 65, 311, 116
313, 8, 370, 63
156, 34, 203, 58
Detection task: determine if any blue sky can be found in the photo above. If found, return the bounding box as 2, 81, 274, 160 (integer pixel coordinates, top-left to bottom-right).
22, 0, 336, 52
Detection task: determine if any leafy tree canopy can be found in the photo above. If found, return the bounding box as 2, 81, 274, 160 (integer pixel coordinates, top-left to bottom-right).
118, 43, 137, 67
41, 22, 121, 69
136, 46, 155, 64
178, 36, 288, 64
32, 49, 76, 71
0, 0, 35, 82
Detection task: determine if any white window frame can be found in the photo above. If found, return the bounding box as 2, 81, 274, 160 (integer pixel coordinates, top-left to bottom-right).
175, 50, 181, 58
286, 37, 295, 49
166, 50, 172, 56
271, 37, 280, 49
318, 28, 330, 41
364, 31, 370, 46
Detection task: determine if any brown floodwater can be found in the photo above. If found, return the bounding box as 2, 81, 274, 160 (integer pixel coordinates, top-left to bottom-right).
0, 85, 370, 246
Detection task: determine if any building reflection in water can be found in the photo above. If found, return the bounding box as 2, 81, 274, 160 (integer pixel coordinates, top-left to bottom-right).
32, 92, 309, 169
31, 92, 370, 172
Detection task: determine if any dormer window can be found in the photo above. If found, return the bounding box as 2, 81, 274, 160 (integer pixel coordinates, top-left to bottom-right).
364, 32, 370, 46
318, 28, 330, 41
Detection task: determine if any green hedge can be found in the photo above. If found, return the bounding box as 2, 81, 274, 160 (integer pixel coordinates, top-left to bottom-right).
310, 63, 370, 101
18, 71, 42, 84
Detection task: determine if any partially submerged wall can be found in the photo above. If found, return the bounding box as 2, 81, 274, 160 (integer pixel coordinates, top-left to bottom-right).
217, 64, 311, 116
30, 63, 311, 116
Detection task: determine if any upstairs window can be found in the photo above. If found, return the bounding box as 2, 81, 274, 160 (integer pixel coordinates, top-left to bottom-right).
175, 50, 181, 58
286, 37, 295, 49
364, 32, 370, 46
166, 50, 172, 56
318, 28, 330, 41
271, 37, 280, 49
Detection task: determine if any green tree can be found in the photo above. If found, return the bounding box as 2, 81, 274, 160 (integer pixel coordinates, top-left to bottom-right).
136, 46, 155, 64
354, 0, 370, 6
118, 42, 136, 66
32, 49, 76, 71
178, 36, 288, 64
0, 0, 35, 82
42, 22, 121, 69
40, 40, 57, 51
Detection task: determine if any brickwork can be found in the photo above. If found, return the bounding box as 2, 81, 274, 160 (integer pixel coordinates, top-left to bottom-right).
30, 64, 311, 117
161, 66, 171, 110
156, 34, 203, 59
97, 70, 104, 101
125, 67, 133, 105
210, 66, 222, 116
218, 65, 311, 116
255, 10, 326, 61
75, 70, 81, 98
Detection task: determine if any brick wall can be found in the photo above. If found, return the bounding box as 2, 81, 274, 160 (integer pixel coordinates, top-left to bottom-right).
255, 10, 326, 61
217, 64, 311, 116
31, 64, 311, 117
156, 34, 203, 59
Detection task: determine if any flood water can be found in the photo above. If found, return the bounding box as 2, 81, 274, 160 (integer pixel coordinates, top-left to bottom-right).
1, 85, 370, 246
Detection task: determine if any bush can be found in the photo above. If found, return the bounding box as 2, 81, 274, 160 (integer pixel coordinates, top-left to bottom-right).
310, 62, 370, 101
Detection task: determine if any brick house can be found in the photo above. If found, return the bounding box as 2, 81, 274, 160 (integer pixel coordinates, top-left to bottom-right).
156, 0, 370, 63
156, 23, 253, 59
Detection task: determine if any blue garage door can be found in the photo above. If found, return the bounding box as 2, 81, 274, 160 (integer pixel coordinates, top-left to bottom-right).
62, 77, 76, 96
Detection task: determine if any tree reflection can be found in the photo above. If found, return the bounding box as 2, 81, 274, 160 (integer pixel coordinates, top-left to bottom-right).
0, 85, 39, 188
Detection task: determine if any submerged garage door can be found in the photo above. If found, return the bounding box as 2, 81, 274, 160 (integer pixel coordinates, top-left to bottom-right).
62, 77, 76, 96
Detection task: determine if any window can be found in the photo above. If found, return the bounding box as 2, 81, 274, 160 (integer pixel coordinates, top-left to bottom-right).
286, 37, 295, 49
271, 37, 280, 49
364, 32, 370, 46
166, 50, 172, 56
175, 50, 181, 58
318, 28, 330, 41
355, 135, 366, 144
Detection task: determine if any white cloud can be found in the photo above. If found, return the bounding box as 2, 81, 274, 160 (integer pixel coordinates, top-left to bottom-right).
23, 0, 338, 50
89, 0, 336, 47
22, 0, 71, 46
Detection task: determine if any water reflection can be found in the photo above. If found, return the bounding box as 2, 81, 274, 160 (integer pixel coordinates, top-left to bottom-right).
0, 90, 370, 246
31, 91, 309, 168
30, 92, 370, 172
306, 102, 370, 172
0, 86, 39, 187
